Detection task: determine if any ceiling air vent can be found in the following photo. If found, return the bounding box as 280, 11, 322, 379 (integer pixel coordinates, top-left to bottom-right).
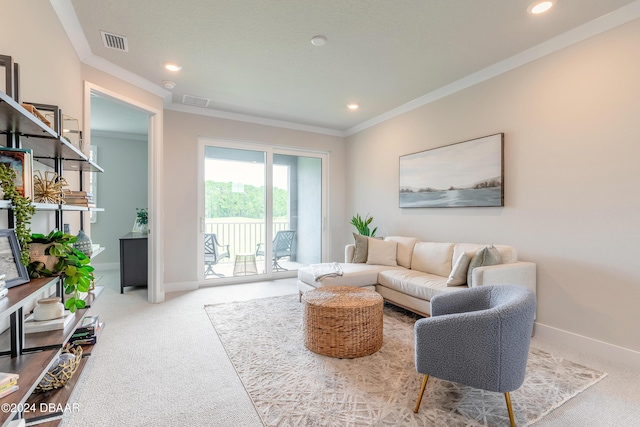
100, 31, 129, 52
182, 94, 210, 108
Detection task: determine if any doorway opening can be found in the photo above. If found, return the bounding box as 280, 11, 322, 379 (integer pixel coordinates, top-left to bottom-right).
84, 82, 164, 303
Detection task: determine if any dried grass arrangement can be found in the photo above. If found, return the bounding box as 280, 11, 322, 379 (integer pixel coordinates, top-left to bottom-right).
35, 345, 83, 392
33, 171, 70, 204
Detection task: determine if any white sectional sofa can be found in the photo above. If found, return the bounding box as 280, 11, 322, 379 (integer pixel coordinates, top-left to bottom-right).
297, 236, 536, 317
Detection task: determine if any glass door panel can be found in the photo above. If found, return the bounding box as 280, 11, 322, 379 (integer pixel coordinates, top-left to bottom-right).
203, 146, 266, 280
270, 154, 322, 272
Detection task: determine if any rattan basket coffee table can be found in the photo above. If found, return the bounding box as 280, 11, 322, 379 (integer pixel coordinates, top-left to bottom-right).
302, 286, 383, 358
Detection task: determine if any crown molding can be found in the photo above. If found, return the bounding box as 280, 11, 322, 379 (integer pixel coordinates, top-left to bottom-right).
51, 0, 172, 101
52, 0, 640, 139
345, 0, 640, 136
166, 104, 345, 137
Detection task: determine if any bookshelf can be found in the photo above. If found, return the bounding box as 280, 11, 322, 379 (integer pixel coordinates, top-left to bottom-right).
0, 53, 105, 427
0, 280, 103, 426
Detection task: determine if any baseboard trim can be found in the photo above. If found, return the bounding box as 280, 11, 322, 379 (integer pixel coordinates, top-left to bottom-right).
165, 281, 199, 292
534, 322, 640, 369
93, 263, 119, 271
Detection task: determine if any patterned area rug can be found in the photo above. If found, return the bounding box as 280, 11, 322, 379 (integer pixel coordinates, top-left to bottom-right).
205, 295, 606, 427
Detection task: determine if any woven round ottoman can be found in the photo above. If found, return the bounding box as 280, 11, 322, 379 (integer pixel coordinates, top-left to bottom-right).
302, 286, 383, 358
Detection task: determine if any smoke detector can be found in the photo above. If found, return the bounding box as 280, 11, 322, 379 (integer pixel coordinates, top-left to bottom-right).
311, 35, 327, 46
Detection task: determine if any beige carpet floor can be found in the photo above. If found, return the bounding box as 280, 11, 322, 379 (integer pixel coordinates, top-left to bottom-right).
58, 272, 640, 426
206, 295, 607, 427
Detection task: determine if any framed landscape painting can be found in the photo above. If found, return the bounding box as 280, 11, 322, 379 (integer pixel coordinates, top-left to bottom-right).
399, 133, 504, 208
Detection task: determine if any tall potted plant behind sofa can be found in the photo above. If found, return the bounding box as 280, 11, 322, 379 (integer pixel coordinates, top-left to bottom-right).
350, 213, 377, 237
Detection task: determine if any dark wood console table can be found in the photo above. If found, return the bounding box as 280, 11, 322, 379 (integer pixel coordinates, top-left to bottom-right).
119, 232, 148, 293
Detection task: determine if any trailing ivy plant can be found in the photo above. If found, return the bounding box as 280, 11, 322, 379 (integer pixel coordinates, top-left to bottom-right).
0, 164, 35, 265
28, 230, 94, 313
350, 213, 378, 237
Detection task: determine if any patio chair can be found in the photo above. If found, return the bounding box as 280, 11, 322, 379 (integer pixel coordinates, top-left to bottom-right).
204, 233, 230, 278
256, 230, 296, 271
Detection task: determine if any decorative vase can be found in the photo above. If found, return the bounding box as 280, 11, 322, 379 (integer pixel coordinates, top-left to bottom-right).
74, 229, 93, 257
33, 297, 65, 321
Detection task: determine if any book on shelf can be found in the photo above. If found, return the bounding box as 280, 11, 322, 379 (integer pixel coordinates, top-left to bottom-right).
0, 379, 17, 393
69, 333, 96, 346
0, 385, 18, 399
69, 322, 103, 346
24, 312, 75, 333
0, 372, 18, 388
62, 196, 95, 204
0, 279, 6, 300
74, 315, 99, 334
0, 147, 33, 198
65, 190, 93, 197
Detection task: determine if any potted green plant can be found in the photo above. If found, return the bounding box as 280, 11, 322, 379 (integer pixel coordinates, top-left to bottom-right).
350, 213, 378, 237
28, 230, 94, 313
133, 207, 148, 233
0, 164, 35, 265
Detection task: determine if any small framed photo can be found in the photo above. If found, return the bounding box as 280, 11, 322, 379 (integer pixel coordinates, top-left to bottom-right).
0, 229, 30, 288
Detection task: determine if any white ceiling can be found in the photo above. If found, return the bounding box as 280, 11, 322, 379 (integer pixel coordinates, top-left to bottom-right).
58, 0, 639, 135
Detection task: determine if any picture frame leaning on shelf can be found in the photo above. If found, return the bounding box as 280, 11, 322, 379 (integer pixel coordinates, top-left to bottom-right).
0, 228, 30, 288
0, 147, 34, 199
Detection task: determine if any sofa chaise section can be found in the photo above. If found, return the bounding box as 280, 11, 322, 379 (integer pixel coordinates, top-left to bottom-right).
297, 236, 536, 317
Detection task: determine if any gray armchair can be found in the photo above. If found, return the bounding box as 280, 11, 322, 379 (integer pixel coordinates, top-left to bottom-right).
413, 284, 536, 427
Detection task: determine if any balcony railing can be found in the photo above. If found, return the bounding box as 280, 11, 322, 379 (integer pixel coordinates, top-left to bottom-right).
204, 220, 290, 264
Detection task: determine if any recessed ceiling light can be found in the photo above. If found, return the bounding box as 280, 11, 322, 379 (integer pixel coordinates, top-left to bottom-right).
347, 103, 359, 110
528, 0, 555, 14
311, 35, 327, 46
164, 62, 182, 72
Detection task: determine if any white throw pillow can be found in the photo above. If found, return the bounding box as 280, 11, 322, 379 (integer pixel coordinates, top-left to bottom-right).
384, 236, 419, 268
446, 252, 472, 286
367, 239, 398, 266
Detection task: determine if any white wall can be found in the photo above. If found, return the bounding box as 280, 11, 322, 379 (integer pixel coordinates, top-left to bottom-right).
1, 0, 85, 235
345, 19, 640, 354
91, 133, 148, 265
162, 110, 346, 286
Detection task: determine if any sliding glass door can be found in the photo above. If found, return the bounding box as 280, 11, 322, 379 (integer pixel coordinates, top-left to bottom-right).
199, 139, 326, 282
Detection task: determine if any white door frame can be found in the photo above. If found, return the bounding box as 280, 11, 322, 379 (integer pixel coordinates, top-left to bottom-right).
83, 81, 164, 303
197, 137, 328, 285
